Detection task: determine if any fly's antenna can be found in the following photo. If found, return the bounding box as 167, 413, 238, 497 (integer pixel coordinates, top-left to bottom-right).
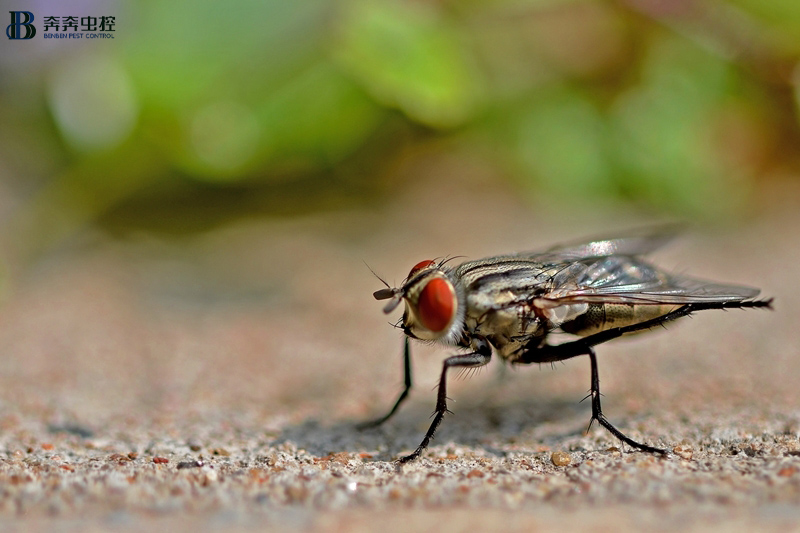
364, 261, 404, 313
364, 261, 391, 289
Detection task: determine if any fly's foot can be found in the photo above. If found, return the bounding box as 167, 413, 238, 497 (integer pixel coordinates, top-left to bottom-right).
396, 449, 424, 465
590, 412, 668, 455
355, 418, 385, 431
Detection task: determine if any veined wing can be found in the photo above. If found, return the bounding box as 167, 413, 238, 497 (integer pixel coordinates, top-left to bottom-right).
538, 256, 760, 305
518, 226, 680, 264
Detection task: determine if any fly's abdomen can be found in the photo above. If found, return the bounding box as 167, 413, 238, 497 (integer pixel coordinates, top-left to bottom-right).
560, 303, 681, 337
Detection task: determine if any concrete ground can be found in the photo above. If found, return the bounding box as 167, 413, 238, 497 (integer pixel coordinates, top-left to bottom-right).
0, 172, 799, 532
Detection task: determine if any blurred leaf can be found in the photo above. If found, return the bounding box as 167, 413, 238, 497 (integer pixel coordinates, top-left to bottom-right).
514, 90, 614, 198
166, 63, 384, 182
48, 53, 139, 152
255, 63, 385, 173
121, 1, 385, 182
610, 35, 750, 218
334, 0, 483, 128
727, 0, 800, 53
181, 100, 261, 180
123, 0, 326, 109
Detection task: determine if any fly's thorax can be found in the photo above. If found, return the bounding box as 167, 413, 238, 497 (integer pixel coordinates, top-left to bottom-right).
400, 261, 465, 344
464, 306, 542, 360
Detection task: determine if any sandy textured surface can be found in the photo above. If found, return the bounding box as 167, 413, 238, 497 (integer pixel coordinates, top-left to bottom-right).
0, 173, 798, 532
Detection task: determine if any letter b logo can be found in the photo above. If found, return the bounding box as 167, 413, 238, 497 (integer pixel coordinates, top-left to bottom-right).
7, 11, 36, 39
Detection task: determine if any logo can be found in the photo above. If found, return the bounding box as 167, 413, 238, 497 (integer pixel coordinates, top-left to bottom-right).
5, 11, 116, 40
6, 11, 36, 39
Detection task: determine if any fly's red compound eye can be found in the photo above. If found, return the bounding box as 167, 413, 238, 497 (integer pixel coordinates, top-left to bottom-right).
407, 260, 436, 279
416, 278, 456, 333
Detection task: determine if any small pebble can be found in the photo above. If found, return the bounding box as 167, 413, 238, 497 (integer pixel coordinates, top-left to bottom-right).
551, 451, 571, 466
673, 444, 693, 460
153, 457, 169, 464
329, 452, 351, 464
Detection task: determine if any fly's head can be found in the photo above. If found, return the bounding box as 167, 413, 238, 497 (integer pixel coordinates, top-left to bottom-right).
373, 260, 465, 345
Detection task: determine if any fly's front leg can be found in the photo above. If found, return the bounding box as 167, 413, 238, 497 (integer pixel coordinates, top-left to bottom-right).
357, 337, 413, 430
398, 338, 492, 464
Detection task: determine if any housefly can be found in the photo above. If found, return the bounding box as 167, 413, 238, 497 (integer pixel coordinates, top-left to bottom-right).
361, 229, 773, 463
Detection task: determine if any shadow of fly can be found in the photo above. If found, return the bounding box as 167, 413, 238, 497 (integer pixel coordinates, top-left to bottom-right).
361, 228, 773, 463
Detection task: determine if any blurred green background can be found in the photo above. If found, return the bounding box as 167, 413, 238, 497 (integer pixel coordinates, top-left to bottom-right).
1, 0, 799, 266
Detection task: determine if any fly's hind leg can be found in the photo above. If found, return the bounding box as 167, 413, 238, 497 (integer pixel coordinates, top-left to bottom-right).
517, 337, 666, 454
510, 305, 726, 454
585, 347, 666, 454
516, 299, 773, 452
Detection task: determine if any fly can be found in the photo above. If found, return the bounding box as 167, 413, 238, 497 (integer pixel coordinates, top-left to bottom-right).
360, 228, 773, 463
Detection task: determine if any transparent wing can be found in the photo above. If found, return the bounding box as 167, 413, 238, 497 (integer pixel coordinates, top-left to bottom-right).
538, 256, 760, 305
518, 225, 681, 263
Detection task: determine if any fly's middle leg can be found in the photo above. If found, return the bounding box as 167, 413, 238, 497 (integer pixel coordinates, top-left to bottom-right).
398, 339, 492, 464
